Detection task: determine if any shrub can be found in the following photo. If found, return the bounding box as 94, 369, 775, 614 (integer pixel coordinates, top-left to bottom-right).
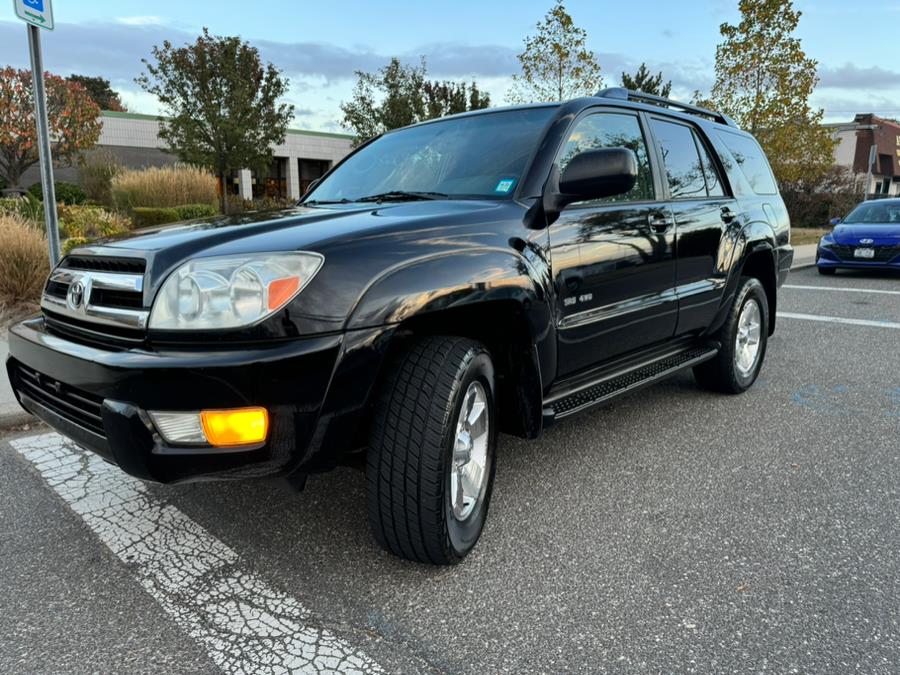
79, 150, 120, 207
58, 204, 131, 239
0, 194, 44, 224
0, 214, 50, 307
780, 167, 866, 229
132, 207, 181, 228
111, 165, 218, 210
175, 203, 218, 219
27, 180, 86, 205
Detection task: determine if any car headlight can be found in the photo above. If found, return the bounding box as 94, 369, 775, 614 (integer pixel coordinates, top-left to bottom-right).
149, 252, 324, 330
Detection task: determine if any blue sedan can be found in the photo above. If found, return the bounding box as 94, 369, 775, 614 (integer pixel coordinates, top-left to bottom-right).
817, 199, 900, 275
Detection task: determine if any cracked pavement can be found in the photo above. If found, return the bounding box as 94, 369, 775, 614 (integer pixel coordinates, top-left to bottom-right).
2, 267, 900, 673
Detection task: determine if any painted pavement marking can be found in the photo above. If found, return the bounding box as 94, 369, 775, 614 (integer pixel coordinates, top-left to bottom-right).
777, 312, 900, 330
10, 433, 383, 675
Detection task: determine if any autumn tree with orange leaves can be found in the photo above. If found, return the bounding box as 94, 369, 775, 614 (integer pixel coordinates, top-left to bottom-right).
0, 67, 102, 191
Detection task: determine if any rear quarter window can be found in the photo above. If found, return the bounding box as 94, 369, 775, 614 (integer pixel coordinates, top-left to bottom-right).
715, 131, 778, 196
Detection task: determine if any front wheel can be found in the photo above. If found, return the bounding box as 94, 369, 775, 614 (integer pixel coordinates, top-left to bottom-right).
817, 266, 836, 275
367, 336, 497, 564
694, 276, 769, 394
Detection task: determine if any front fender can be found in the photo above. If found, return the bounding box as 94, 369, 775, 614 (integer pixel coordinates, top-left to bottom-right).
345, 248, 552, 335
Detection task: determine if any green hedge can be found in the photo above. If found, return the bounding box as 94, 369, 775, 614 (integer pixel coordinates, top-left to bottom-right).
27, 181, 86, 205
132, 203, 219, 228
175, 203, 218, 219
132, 207, 180, 228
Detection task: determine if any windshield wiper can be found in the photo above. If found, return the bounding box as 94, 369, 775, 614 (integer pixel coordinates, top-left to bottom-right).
302, 198, 352, 205
356, 190, 449, 203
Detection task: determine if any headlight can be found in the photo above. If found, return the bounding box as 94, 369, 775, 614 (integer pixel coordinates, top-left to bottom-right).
149, 252, 323, 330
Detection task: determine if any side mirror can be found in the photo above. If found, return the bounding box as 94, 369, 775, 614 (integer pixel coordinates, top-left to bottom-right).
557, 147, 638, 208
523, 147, 640, 229
829, 216, 841, 226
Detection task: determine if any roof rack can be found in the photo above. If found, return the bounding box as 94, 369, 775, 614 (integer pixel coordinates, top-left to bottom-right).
595, 87, 737, 128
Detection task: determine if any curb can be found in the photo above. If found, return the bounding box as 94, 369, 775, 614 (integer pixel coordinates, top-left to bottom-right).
0, 409, 36, 432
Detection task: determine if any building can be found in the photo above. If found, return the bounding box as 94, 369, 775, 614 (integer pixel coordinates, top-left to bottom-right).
22, 110, 354, 200
827, 114, 900, 197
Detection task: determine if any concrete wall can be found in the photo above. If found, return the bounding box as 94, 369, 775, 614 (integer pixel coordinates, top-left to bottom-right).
19, 111, 353, 199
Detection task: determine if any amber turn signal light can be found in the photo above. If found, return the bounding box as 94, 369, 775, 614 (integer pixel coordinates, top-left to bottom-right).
200, 407, 269, 447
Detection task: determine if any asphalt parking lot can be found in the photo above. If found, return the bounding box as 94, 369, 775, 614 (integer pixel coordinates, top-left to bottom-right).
2, 265, 899, 674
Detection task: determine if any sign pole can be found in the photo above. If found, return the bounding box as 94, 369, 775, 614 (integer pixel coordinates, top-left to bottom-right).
26, 23, 61, 265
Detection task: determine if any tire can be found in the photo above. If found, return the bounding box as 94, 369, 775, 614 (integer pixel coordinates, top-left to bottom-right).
367, 336, 497, 564
694, 276, 769, 394
818, 266, 836, 275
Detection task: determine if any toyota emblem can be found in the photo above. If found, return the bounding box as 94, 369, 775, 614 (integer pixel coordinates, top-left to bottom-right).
67, 280, 86, 309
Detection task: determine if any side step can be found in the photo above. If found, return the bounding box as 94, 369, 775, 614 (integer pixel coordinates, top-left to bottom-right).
543, 345, 718, 424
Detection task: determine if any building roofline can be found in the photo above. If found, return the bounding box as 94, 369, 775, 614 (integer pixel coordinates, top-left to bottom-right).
99, 109, 354, 140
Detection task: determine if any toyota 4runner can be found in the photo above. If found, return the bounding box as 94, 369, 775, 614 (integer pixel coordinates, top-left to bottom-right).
6, 88, 792, 564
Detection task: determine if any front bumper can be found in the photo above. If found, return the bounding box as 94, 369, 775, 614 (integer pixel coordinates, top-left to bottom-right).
817, 244, 900, 270
6, 318, 392, 483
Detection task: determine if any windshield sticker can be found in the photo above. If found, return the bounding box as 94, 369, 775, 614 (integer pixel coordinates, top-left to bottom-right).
495, 178, 517, 194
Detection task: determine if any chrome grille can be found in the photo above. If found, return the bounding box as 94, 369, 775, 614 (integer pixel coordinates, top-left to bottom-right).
41, 260, 148, 333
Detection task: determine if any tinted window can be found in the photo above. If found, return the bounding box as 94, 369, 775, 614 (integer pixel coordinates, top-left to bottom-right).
843, 201, 900, 224
716, 131, 778, 195
650, 119, 707, 199
697, 136, 726, 197
557, 112, 654, 204
305, 107, 556, 202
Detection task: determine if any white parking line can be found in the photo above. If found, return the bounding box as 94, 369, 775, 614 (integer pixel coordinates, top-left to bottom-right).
785, 284, 900, 296
10, 433, 383, 675
778, 312, 900, 329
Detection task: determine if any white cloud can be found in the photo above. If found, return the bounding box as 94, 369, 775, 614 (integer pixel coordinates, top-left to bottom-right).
115, 16, 164, 26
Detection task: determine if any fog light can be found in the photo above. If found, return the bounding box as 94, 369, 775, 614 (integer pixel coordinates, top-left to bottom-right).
200, 407, 268, 447
148, 411, 207, 445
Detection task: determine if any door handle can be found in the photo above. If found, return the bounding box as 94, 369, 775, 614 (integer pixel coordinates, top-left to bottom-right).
720, 206, 737, 223
647, 212, 673, 234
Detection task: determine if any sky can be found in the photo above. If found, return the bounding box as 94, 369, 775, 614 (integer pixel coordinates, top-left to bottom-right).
1, 0, 898, 133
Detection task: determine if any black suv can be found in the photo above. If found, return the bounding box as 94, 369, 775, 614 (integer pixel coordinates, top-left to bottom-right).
7, 88, 792, 564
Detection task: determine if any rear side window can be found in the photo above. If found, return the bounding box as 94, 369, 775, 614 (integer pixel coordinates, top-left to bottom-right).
715, 131, 778, 195
557, 112, 655, 204
649, 119, 708, 199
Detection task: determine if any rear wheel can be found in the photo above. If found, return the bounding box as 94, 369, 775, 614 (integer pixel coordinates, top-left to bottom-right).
694, 276, 769, 394
367, 336, 497, 564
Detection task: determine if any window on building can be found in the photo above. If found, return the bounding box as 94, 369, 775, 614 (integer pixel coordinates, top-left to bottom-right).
300, 159, 331, 195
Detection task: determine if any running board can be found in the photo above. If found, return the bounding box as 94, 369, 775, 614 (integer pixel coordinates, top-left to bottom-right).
543, 345, 718, 424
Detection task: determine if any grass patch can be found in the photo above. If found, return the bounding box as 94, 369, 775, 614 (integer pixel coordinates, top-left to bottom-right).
112, 165, 218, 211
791, 227, 830, 246
0, 214, 49, 326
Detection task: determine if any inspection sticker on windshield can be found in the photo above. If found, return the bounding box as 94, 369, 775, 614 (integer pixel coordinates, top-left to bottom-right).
495, 178, 517, 194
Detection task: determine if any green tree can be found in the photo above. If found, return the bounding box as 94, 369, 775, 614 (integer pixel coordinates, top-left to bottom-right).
621, 63, 672, 97
0, 67, 102, 190
506, 0, 603, 103
136, 28, 294, 213
709, 0, 834, 184
423, 80, 491, 120
66, 74, 126, 112
340, 58, 491, 145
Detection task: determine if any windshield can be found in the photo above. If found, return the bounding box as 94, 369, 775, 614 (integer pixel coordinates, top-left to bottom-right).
843, 201, 900, 224
304, 107, 557, 203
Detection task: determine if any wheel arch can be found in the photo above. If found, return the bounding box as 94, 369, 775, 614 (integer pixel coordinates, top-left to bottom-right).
346, 250, 553, 440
